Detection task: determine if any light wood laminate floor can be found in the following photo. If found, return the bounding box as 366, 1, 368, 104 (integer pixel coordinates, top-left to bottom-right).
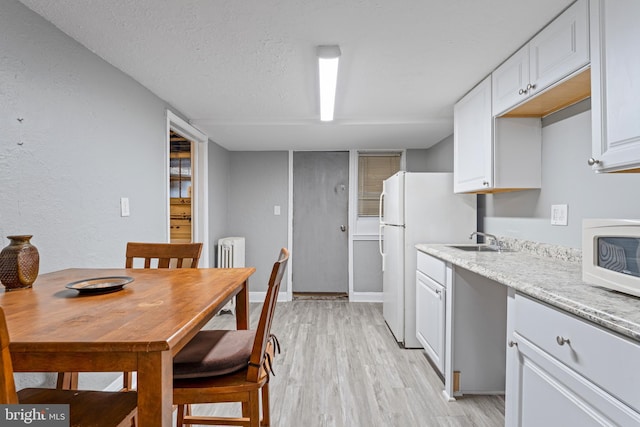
186, 300, 504, 427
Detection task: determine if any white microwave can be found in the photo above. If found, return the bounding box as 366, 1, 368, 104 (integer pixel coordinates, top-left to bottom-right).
583, 219, 640, 297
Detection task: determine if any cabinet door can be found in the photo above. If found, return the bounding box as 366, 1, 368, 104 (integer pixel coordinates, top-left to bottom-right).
492, 0, 589, 117
507, 334, 640, 427
416, 270, 445, 374
529, 0, 589, 97
590, 0, 640, 172
492, 46, 530, 116
454, 76, 493, 193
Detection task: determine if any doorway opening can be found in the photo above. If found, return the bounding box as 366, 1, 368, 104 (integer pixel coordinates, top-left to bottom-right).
166, 110, 209, 266
169, 131, 193, 243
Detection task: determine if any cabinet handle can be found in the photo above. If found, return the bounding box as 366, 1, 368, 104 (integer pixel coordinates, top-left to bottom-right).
556, 336, 571, 346
482, 181, 489, 186
587, 157, 601, 166
508, 340, 518, 348
518, 83, 536, 96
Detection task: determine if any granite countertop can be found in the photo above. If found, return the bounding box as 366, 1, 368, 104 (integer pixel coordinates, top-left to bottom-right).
416, 241, 640, 342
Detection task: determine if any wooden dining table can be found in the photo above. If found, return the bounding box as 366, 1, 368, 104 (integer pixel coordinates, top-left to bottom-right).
0, 267, 255, 426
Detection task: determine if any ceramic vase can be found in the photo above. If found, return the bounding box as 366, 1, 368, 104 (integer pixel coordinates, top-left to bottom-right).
0, 235, 40, 290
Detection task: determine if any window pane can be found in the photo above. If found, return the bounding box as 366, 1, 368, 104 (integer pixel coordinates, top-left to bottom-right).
358, 154, 401, 217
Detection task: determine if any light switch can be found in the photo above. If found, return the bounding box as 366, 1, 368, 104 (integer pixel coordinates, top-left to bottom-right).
274, 205, 281, 216
120, 197, 130, 217
550, 204, 568, 226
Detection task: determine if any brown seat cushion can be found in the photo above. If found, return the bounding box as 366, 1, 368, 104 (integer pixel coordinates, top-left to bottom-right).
174, 329, 256, 379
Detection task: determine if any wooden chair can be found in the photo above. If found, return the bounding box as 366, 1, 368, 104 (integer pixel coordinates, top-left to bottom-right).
121, 242, 204, 390
125, 242, 203, 269
58, 242, 204, 391
172, 248, 289, 427
0, 307, 138, 427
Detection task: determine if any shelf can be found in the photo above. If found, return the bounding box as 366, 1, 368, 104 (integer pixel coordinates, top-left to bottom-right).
499, 68, 591, 118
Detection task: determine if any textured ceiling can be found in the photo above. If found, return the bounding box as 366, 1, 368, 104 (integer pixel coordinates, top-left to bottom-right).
18, 0, 574, 151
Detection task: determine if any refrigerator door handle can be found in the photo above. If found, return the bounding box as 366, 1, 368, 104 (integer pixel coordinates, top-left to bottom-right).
379, 189, 386, 271
378, 223, 385, 272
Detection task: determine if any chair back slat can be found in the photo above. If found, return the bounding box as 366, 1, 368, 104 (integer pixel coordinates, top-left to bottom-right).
0, 308, 19, 404
125, 242, 203, 269
247, 248, 289, 382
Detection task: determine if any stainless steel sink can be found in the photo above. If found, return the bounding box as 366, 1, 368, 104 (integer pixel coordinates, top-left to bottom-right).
448, 244, 513, 252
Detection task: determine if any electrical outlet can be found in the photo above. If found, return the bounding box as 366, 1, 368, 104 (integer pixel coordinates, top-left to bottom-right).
274, 205, 281, 216
120, 197, 130, 217
551, 204, 568, 226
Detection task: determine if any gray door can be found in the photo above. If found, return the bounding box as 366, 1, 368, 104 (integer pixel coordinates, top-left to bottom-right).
293, 151, 349, 293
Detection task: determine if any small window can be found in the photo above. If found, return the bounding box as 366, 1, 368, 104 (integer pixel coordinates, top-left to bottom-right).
358, 153, 401, 217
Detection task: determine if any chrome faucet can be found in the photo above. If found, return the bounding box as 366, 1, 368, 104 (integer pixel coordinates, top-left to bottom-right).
469, 231, 502, 250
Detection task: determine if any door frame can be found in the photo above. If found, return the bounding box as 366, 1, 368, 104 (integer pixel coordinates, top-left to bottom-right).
289, 151, 350, 297
287, 151, 294, 300
166, 110, 210, 267
286, 150, 405, 302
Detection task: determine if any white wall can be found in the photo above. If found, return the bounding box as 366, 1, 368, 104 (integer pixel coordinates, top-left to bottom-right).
409, 135, 454, 172
0, 0, 208, 390
0, 0, 181, 272
227, 152, 289, 294
353, 240, 383, 293
484, 100, 640, 248
207, 141, 231, 267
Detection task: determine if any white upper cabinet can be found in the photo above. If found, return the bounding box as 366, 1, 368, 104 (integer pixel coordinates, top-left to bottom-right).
589, 0, 640, 172
492, 44, 531, 117
454, 77, 493, 193
454, 77, 542, 194
492, 0, 590, 116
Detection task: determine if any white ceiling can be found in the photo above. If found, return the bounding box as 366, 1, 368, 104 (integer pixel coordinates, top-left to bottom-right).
19, 0, 574, 151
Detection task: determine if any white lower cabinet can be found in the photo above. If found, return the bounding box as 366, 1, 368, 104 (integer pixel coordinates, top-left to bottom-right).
416, 251, 447, 375
506, 293, 640, 426
416, 269, 445, 374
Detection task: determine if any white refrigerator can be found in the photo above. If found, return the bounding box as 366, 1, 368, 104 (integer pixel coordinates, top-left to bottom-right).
378, 172, 476, 348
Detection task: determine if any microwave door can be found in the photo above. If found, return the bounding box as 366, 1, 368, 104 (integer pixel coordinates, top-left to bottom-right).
597, 237, 640, 277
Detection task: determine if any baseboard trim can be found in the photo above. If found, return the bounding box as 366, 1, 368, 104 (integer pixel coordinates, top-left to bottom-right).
349, 292, 383, 303
250, 291, 289, 303
249, 291, 382, 303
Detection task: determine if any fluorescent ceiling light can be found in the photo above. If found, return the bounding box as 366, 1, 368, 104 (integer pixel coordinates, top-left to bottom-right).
317, 45, 341, 122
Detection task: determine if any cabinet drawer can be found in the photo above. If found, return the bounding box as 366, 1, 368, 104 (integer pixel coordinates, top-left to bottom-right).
417, 251, 446, 284
513, 331, 640, 426
514, 294, 640, 411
